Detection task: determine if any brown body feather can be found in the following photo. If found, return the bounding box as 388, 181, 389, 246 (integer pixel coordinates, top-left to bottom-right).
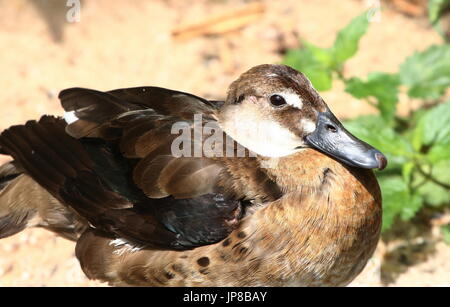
0, 64, 383, 286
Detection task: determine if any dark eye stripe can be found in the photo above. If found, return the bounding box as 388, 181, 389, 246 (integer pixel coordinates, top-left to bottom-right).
269, 94, 287, 107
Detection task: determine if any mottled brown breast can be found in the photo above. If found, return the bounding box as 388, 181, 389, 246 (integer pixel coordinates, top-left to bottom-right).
209, 150, 382, 286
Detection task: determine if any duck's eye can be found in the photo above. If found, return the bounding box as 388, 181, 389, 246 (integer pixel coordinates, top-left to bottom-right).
235, 94, 245, 104
269, 94, 287, 107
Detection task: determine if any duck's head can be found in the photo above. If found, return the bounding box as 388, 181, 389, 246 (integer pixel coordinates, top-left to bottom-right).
218, 64, 387, 170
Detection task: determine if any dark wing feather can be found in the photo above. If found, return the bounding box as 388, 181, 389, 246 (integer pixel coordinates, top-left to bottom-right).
59, 86, 218, 138
105, 86, 219, 118
1, 86, 243, 249
59, 86, 230, 200
157, 158, 223, 198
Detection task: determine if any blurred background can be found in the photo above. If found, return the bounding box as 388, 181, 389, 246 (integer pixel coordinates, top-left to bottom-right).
0, 0, 449, 286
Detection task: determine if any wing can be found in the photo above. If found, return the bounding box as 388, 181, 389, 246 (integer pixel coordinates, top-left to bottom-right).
0, 87, 249, 250
59, 86, 234, 199
59, 86, 218, 139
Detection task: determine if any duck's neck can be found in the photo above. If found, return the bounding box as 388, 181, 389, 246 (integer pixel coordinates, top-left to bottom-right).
259, 149, 382, 224
240, 150, 382, 285
259, 149, 375, 194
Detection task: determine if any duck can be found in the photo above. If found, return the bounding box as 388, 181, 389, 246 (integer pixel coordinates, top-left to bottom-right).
0, 64, 386, 286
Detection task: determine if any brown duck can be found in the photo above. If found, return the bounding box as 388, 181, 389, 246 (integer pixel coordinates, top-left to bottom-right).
0, 64, 386, 286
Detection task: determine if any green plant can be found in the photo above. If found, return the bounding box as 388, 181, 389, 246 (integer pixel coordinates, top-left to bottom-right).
442, 224, 450, 244
282, 11, 450, 232
429, 0, 450, 40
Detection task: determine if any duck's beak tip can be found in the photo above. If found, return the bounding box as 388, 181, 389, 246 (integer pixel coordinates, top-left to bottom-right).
375, 152, 387, 170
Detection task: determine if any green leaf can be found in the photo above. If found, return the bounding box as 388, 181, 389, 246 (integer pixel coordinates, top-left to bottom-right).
400, 45, 450, 99
344, 115, 412, 168
283, 48, 332, 91
414, 160, 450, 206
427, 141, 450, 163
345, 72, 400, 121
441, 225, 450, 244
302, 41, 334, 67
422, 101, 450, 145
402, 162, 415, 185
401, 193, 423, 221
411, 118, 425, 151
429, 0, 450, 24
379, 175, 423, 231
412, 101, 450, 149
417, 180, 450, 207
282, 12, 371, 89
331, 12, 369, 68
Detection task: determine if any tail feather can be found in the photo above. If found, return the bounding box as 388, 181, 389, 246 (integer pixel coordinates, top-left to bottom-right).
0, 170, 87, 240
0, 169, 37, 239
0, 120, 88, 240
0, 212, 32, 239
0, 162, 21, 191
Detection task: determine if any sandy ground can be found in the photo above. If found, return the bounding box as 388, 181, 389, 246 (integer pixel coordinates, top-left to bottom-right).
0, 0, 448, 286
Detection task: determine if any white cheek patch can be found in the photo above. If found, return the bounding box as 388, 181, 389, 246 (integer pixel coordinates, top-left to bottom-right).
300, 119, 316, 134
220, 117, 303, 158
275, 91, 303, 109
63, 111, 79, 124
